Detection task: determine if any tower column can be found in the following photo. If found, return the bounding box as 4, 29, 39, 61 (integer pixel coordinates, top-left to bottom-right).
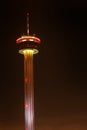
24, 50, 34, 130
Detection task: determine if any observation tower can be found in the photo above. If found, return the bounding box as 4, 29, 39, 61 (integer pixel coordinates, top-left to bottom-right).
16, 13, 41, 130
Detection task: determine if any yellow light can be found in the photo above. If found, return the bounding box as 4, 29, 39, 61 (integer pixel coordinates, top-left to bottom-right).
19, 49, 39, 55
29, 39, 34, 41
22, 39, 27, 42
23, 49, 34, 54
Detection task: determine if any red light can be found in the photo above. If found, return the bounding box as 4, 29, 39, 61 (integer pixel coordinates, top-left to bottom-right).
25, 104, 28, 108
25, 77, 29, 84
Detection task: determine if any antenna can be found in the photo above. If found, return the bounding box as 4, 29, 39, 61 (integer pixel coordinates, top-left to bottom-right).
27, 13, 29, 35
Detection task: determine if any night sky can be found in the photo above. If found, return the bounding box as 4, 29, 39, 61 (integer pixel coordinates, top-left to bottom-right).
0, 1, 87, 130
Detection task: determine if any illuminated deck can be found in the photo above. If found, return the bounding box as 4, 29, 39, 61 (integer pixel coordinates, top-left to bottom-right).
16, 35, 40, 54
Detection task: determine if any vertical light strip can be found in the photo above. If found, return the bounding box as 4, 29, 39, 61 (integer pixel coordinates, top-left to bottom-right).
24, 50, 34, 130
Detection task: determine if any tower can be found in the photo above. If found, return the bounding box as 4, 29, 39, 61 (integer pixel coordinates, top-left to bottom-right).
16, 13, 41, 130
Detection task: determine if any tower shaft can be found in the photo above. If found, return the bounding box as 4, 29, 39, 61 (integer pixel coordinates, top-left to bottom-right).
24, 50, 34, 130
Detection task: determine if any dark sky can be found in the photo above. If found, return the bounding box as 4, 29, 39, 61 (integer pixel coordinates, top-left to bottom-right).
0, 1, 87, 130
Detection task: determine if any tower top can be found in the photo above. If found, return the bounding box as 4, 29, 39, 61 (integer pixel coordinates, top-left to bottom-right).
16, 13, 41, 55
27, 13, 29, 35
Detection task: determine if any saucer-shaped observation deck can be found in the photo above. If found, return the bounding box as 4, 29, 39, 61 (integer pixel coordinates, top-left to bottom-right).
16, 35, 40, 54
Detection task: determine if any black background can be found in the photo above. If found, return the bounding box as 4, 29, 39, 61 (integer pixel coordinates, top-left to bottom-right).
0, 1, 87, 130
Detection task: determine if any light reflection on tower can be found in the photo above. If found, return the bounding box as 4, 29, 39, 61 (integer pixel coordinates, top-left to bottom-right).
16, 13, 41, 130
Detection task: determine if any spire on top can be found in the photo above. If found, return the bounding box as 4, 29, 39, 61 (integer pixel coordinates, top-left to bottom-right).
27, 13, 29, 35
